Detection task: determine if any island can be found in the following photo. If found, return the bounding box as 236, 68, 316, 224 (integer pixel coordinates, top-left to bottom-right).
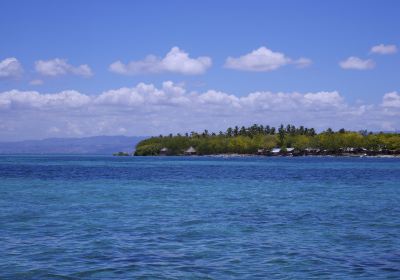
134, 124, 400, 156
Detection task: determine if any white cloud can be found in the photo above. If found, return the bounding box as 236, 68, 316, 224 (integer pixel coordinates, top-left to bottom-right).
35, 58, 93, 77
382, 92, 400, 108
0, 57, 23, 79
0, 90, 90, 110
239, 91, 344, 112
339, 56, 375, 70
0, 83, 398, 140
224, 46, 311, 71
370, 44, 397, 55
109, 47, 212, 75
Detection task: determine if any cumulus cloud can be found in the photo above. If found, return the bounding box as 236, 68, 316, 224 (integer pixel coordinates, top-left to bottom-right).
35, 58, 93, 77
339, 56, 375, 70
370, 44, 397, 55
0, 82, 398, 140
224, 46, 312, 71
382, 92, 400, 108
0, 57, 23, 79
109, 47, 212, 75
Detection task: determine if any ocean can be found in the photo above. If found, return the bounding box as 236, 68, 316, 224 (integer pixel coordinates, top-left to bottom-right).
0, 155, 399, 279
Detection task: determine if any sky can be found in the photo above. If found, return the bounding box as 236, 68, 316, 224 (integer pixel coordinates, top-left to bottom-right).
0, 0, 399, 141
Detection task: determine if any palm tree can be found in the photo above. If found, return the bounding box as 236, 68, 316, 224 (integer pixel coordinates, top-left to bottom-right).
226, 127, 233, 137
278, 124, 285, 145
233, 126, 239, 137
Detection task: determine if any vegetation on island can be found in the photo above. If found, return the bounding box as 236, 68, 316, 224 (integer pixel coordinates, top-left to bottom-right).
134, 124, 400, 156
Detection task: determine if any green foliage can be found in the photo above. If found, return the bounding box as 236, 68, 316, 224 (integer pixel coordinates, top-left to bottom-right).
133, 124, 400, 155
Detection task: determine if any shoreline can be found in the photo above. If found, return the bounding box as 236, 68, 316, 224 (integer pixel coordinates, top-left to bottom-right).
131, 153, 400, 158
208, 154, 400, 158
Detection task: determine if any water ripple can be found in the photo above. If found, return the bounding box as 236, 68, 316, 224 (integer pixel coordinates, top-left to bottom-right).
0, 156, 400, 279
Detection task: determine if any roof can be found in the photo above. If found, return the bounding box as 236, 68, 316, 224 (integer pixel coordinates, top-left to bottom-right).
160, 147, 168, 152
185, 146, 196, 153
271, 148, 281, 153
286, 148, 295, 152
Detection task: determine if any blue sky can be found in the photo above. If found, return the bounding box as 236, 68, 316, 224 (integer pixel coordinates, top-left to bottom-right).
0, 0, 400, 140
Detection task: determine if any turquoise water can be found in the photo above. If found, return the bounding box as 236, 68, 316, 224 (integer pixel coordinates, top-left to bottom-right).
0, 155, 399, 279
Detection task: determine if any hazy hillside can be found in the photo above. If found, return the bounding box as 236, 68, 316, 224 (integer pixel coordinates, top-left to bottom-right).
0, 136, 146, 155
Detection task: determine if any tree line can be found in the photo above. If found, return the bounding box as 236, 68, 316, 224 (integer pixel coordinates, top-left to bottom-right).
134, 124, 400, 156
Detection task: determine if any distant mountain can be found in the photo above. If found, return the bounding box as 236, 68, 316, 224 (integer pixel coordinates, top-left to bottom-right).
0, 136, 147, 155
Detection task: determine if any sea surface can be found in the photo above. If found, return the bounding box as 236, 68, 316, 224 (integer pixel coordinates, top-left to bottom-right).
0, 155, 399, 279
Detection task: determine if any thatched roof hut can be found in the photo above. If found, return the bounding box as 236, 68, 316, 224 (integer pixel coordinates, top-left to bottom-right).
271, 148, 281, 154
185, 146, 197, 155
257, 148, 266, 155
160, 147, 168, 155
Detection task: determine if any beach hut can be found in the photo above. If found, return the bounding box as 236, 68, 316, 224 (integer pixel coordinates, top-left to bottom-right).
286, 147, 295, 156
305, 148, 320, 155
185, 146, 197, 155
271, 148, 281, 155
344, 147, 356, 154
160, 147, 168, 155
257, 148, 266, 155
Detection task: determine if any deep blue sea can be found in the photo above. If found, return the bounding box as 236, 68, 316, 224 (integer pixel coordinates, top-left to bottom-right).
0, 155, 400, 279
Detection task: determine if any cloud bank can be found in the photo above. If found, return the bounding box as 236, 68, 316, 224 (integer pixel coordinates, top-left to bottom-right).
109, 47, 212, 75
0, 82, 398, 141
35, 58, 93, 77
224, 47, 312, 71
